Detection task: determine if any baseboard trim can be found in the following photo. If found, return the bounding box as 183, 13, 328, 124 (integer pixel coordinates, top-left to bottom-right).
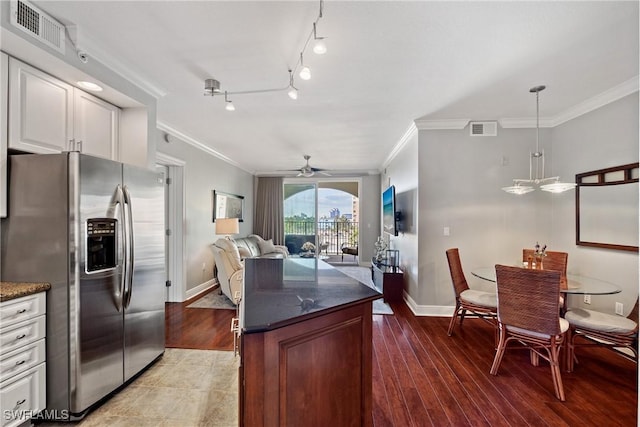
185, 278, 218, 302
404, 292, 455, 317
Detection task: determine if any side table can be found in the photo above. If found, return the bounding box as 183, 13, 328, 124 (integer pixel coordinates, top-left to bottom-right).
371, 259, 403, 303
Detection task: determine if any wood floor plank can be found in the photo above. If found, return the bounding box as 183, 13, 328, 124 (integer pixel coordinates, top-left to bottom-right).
168, 292, 637, 426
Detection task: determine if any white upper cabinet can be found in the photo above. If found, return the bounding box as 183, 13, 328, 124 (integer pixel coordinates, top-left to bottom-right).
8, 57, 120, 160
74, 89, 119, 160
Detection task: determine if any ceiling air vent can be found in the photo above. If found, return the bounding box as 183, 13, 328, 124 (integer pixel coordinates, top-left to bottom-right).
469, 121, 498, 137
10, 0, 66, 54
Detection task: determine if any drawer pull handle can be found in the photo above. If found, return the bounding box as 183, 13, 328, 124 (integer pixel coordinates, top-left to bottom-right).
15, 360, 26, 366
16, 399, 26, 406
16, 334, 27, 340
16, 309, 27, 314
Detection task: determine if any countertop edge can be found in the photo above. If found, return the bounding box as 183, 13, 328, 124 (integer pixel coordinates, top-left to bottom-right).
0, 282, 51, 302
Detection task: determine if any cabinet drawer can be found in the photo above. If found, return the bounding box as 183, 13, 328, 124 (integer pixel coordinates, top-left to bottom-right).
0, 293, 46, 328
0, 316, 46, 356
0, 340, 45, 382
0, 363, 46, 427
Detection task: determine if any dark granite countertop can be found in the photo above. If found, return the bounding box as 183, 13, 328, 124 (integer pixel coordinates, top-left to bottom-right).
0, 281, 51, 302
242, 258, 381, 333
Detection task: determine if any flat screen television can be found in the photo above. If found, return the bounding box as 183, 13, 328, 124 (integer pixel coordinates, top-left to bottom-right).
382, 185, 397, 236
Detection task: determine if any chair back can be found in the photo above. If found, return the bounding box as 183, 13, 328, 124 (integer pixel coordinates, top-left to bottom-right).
446, 248, 470, 298
495, 264, 562, 336
628, 298, 639, 323
522, 249, 568, 276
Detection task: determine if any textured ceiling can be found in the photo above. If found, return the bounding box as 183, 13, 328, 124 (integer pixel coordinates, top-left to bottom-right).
24, 1, 640, 175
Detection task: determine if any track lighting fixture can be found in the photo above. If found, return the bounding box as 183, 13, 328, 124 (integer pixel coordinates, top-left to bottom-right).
224, 92, 235, 111
299, 53, 311, 80
203, 0, 326, 110
287, 70, 298, 100
313, 23, 327, 54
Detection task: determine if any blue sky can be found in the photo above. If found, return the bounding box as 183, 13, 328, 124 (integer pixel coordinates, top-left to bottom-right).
285, 188, 353, 218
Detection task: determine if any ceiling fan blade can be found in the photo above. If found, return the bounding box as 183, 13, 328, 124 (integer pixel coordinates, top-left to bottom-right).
318, 171, 332, 176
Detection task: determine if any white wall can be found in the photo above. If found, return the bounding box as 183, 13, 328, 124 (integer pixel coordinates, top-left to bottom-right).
382, 129, 419, 301
386, 93, 638, 316
359, 174, 382, 264
551, 92, 639, 314
157, 131, 254, 294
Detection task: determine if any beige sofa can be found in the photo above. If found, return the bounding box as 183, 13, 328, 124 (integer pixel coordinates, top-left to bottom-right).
212, 235, 288, 303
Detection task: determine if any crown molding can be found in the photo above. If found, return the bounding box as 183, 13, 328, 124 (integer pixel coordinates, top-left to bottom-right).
499, 117, 555, 129
382, 122, 418, 170
551, 76, 639, 127
414, 118, 470, 130
157, 121, 252, 174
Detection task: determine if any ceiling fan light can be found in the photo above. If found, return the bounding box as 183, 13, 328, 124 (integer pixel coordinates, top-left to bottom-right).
299, 66, 311, 80
540, 181, 576, 193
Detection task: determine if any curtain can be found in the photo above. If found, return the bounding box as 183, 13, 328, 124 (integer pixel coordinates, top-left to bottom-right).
253, 177, 284, 245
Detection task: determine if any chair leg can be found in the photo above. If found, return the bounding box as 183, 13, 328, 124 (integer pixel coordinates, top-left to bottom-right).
490, 324, 507, 375
549, 341, 566, 401
447, 302, 461, 336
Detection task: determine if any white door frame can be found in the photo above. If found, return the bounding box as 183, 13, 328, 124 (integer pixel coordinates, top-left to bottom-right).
156, 151, 186, 302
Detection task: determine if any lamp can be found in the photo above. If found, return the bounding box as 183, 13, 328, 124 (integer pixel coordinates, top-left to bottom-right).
224, 91, 235, 111
216, 218, 239, 239
312, 22, 327, 55
203, 0, 326, 109
299, 53, 311, 80
502, 85, 576, 195
287, 69, 298, 100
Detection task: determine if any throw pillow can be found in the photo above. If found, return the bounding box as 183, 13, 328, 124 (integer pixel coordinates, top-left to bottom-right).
258, 238, 276, 255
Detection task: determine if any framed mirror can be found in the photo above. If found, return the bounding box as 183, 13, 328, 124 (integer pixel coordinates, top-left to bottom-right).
212, 190, 244, 222
575, 163, 638, 252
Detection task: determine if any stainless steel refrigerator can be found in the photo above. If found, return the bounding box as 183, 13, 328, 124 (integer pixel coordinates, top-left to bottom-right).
1, 152, 165, 418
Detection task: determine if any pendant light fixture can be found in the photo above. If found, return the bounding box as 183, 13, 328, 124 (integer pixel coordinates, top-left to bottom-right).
312, 22, 327, 54
502, 85, 576, 195
224, 91, 235, 111
299, 53, 311, 80
287, 70, 298, 100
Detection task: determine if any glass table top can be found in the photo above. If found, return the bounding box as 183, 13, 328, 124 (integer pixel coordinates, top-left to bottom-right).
471, 266, 621, 295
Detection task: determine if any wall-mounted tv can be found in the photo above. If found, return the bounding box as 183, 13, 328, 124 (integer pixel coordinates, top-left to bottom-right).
382, 185, 398, 236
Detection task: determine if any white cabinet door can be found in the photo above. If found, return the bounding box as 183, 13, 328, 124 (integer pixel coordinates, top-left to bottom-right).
1, 52, 7, 218
74, 89, 119, 160
8, 58, 74, 154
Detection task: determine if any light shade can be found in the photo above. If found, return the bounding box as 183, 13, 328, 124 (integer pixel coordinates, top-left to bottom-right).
216, 218, 239, 236
540, 181, 577, 193
288, 87, 298, 100
225, 101, 235, 111
313, 39, 327, 54
502, 185, 535, 195
299, 66, 311, 80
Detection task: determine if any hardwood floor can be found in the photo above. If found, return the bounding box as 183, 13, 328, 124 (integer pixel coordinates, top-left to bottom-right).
165, 289, 235, 351
167, 294, 638, 426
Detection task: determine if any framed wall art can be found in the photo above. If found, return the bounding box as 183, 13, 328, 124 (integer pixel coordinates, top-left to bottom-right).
213, 190, 244, 222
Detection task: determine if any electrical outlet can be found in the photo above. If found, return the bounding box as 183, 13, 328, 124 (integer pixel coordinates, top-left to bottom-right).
202, 262, 206, 270
584, 294, 591, 304
615, 302, 624, 316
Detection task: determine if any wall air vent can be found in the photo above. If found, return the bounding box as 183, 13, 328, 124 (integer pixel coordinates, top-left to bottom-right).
10, 0, 66, 54
469, 121, 498, 137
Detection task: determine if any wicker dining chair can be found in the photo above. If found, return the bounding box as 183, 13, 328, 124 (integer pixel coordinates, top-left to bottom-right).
445, 248, 497, 337
522, 249, 568, 275
565, 298, 639, 372
490, 265, 568, 401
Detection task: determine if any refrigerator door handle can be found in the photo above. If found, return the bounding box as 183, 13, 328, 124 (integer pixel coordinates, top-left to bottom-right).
123, 185, 135, 309
112, 185, 126, 312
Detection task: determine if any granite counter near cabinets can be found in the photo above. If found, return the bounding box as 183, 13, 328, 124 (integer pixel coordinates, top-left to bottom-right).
0, 281, 51, 302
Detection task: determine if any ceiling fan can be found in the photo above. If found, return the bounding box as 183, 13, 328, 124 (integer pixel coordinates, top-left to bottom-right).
285, 155, 331, 177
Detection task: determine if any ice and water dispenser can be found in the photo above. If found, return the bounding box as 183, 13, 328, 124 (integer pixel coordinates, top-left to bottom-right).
86, 218, 117, 272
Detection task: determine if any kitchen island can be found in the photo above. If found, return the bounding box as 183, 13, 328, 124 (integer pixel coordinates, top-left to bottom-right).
239, 258, 381, 427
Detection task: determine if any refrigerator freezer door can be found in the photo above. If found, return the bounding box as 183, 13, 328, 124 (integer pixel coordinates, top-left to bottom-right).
73, 154, 125, 413
122, 164, 165, 381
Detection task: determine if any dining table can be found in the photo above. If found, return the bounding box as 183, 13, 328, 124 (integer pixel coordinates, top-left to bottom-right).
471, 266, 622, 296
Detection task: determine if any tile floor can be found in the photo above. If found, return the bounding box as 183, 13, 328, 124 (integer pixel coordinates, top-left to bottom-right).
41, 348, 239, 427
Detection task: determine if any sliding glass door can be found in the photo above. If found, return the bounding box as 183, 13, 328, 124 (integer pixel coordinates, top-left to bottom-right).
284, 183, 317, 256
